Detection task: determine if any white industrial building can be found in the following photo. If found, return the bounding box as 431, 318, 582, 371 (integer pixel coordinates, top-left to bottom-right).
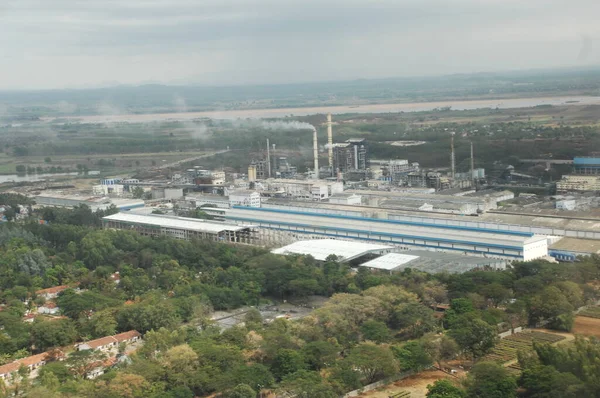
329, 193, 362, 205
93, 184, 124, 197
151, 188, 184, 200
352, 190, 506, 215
360, 251, 507, 274
185, 194, 230, 209
228, 190, 261, 207
272, 239, 392, 262
102, 213, 257, 244
226, 206, 548, 261
255, 179, 343, 201
35, 193, 144, 211
556, 199, 576, 210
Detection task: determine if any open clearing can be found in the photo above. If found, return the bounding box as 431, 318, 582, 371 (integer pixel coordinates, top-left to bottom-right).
573, 316, 600, 338
357, 370, 463, 398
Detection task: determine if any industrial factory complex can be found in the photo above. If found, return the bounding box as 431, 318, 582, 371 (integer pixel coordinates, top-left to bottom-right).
224, 206, 548, 261
10, 113, 600, 274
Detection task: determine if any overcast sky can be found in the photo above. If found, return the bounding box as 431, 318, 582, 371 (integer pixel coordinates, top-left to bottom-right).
0, 0, 598, 90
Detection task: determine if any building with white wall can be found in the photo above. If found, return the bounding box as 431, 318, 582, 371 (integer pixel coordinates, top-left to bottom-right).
38, 302, 60, 315
93, 184, 124, 197
226, 206, 548, 261
35, 193, 144, 211
257, 179, 343, 200
329, 193, 362, 205
557, 175, 600, 192
228, 191, 261, 207
103, 212, 257, 244
556, 199, 576, 210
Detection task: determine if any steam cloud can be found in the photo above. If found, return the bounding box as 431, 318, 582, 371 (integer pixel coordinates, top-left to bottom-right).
173, 95, 210, 139
259, 121, 315, 131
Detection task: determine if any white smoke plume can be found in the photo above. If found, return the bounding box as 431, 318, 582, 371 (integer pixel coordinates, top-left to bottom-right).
173, 95, 209, 139
259, 121, 315, 131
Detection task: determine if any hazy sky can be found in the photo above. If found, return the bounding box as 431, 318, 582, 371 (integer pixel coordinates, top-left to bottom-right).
0, 0, 598, 90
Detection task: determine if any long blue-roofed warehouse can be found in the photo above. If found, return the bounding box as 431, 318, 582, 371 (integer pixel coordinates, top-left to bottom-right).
225, 206, 548, 261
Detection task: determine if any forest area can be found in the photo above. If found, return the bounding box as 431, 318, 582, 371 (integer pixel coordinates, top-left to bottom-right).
0, 199, 598, 397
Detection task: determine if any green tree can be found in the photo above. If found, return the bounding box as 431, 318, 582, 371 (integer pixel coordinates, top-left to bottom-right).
519, 365, 583, 398
278, 370, 337, 398
426, 379, 467, 398
220, 384, 256, 398
30, 320, 78, 351
301, 340, 339, 370
131, 187, 145, 199
448, 315, 498, 358
423, 334, 459, 369
344, 342, 398, 384
223, 364, 274, 393
360, 320, 391, 343
271, 349, 307, 380
393, 341, 433, 372
39, 371, 60, 390
465, 361, 517, 398
527, 286, 574, 327
480, 283, 511, 308
85, 309, 117, 338
391, 302, 438, 338
243, 308, 263, 329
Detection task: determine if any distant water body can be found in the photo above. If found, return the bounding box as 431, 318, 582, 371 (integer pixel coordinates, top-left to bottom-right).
45, 96, 600, 124
0, 171, 100, 183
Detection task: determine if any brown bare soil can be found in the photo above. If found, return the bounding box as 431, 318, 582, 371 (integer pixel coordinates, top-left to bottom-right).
573, 316, 600, 338
358, 369, 465, 398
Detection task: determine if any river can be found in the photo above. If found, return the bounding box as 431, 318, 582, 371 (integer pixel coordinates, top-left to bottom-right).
41, 95, 600, 124
0, 171, 100, 184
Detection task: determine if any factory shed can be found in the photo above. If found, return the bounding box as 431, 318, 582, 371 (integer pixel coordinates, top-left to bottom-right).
271, 239, 392, 262
360, 250, 507, 274
102, 213, 257, 244
549, 237, 600, 261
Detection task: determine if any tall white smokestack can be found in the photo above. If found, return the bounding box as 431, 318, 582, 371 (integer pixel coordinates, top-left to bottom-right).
450, 132, 456, 179
266, 139, 271, 178
327, 113, 333, 175
470, 141, 475, 188
313, 127, 319, 179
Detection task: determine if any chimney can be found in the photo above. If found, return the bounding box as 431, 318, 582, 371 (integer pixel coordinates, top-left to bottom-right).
470, 141, 475, 189
266, 139, 271, 178
313, 127, 319, 179
327, 113, 333, 175
450, 132, 456, 179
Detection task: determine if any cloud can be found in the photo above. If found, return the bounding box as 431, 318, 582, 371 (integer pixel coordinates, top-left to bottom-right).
0, 0, 599, 89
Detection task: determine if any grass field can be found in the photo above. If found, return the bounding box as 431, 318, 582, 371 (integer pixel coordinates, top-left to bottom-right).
576, 306, 600, 319
573, 316, 600, 338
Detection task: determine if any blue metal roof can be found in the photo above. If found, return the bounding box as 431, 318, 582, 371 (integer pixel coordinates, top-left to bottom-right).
227, 215, 524, 251
574, 157, 600, 165
231, 206, 534, 237
252, 225, 521, 258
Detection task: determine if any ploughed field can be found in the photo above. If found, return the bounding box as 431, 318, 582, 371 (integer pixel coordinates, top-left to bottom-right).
484, 331, 566, 365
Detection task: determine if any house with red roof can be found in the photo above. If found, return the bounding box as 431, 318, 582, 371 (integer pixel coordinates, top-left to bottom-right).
77, 330, 141, 355
0, 350, 65, 385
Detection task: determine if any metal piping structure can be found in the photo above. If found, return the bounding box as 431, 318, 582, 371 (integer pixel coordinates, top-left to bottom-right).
313, 127, 319, 179
327, 113, 333, 175
450, 132, 456, 179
